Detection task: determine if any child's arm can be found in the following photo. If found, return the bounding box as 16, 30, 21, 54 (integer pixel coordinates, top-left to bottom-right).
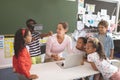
89, 62, 98, 71
110, 49, 114, 59
83, 57, 98, 71
39, 31, 53, 38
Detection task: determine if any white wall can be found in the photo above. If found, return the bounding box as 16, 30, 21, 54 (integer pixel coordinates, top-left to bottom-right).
0, 49, 12, 69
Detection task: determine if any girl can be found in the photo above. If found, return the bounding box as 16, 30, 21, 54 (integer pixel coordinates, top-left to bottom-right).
72, 37, 87, 54
72, 37, 87, 65
86, 38, 120, 80
13, 28, 38, 80
72, 37, 88, 80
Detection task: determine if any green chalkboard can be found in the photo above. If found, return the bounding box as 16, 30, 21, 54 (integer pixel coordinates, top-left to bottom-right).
0, 0, 77, 34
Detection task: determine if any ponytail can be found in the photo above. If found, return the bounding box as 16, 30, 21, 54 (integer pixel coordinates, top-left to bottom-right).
97, 42, 107, 60
88, 38, 107, 60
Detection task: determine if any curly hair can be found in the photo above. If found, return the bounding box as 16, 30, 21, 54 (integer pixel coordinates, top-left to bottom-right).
87, 38, 107, 60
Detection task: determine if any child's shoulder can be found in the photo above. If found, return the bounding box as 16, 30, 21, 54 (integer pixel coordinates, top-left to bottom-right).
88, 52, 98, 57
73, 47, 85, 54
106, 33, 113, 41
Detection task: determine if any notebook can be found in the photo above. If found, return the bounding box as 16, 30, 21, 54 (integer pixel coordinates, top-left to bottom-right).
56, 53, 83, 69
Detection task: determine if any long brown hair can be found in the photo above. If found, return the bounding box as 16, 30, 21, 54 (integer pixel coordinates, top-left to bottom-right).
14, 28, 30, 58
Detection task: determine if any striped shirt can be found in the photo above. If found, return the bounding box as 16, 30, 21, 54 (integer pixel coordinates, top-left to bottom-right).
27, 31, 41, 57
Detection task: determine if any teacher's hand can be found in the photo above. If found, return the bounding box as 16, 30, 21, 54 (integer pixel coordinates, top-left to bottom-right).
51, 54, 62, 61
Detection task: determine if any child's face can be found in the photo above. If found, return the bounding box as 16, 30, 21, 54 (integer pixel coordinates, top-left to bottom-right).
76, 39, 85, 50
85, 43, 96, 54
98, 25, 107, 34
24, 31, 32, 43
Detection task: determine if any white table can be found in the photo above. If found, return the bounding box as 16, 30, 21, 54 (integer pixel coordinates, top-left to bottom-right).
30, 61, 99, 80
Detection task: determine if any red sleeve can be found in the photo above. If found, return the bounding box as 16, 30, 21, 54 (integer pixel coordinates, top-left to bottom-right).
18, 48, 31, 78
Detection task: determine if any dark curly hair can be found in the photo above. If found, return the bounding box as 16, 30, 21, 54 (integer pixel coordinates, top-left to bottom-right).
26, 19, 36, 27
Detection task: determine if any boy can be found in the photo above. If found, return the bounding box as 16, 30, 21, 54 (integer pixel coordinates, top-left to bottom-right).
94, 20, 114, 59
26, 19, 53, 64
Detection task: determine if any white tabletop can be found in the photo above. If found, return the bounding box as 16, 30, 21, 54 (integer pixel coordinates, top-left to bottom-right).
30, 61, 99, 80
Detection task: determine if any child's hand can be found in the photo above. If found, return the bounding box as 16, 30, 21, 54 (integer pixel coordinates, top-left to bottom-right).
109, 56, 113, 60
30, 74, 38, 79
32, 38, 36, 41
81, 60, 84, 65
13, 68, 16, 73
48, 31, 53, 36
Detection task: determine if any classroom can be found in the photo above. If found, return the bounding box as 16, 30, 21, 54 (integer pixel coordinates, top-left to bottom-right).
0, 0, 120, 80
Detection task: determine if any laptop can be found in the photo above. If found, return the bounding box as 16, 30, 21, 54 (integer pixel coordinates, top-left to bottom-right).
56, 53, 83, 69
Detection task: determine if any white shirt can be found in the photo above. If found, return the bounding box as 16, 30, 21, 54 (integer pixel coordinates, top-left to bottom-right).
72, 47, 85, 56
87, 52, 118, 79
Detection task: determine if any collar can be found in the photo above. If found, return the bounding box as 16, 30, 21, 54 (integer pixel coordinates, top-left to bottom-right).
97, 32, 109, 37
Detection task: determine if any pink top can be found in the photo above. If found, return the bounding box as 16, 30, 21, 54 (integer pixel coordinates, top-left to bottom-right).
46, 34, 72, 58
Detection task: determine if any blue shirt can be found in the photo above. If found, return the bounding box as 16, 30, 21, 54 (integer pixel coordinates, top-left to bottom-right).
94, 33, 114, 57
